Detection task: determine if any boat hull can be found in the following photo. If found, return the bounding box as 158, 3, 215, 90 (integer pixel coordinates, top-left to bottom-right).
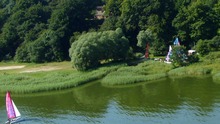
5, 117, 22, 124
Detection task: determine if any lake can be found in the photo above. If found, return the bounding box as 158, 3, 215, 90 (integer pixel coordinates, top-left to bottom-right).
0, 76, 220, 124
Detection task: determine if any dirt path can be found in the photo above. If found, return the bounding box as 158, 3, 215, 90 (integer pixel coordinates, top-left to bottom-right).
20, 66, 62, 73
0, 65, 25, 70
0, 65, 62, 73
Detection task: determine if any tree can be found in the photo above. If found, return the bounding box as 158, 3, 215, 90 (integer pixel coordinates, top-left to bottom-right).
137, 29, 155, 49
213, 1, 220, 35
173, 1, 219, 46
0, 21, 20, 60
15, 29, 63, 63
104, 0, 122, 16
69, 28, 130, 71
104, 0, 177, 53
0, 1, 50, 61
1, 0, 103, 62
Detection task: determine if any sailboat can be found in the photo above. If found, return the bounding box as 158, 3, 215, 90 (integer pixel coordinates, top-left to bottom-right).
5, 91, 22, 124
164, 45, 172, 64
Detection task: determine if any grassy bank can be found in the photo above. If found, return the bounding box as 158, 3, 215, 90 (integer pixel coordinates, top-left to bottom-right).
101, 60, 172, 85
168, 52, 220, 77
168, 66, 212, 77
213, 73, 220, 84
0, 62, 121, 93
1, 52, 220, 94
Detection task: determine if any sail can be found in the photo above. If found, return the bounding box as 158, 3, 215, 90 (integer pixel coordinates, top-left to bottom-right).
6, 92, 16, 119
6, 92, 20, 119
165, 45, 172, 62
173, 37, 180, 46
12, 100, 21, 117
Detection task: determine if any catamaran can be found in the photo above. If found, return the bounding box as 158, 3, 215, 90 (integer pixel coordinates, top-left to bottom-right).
5, 91, 22, 124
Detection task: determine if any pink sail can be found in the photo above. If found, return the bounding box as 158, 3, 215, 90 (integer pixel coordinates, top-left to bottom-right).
6, 91, 16, 119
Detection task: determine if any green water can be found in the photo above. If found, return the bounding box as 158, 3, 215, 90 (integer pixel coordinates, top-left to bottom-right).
0, 77, 220, 124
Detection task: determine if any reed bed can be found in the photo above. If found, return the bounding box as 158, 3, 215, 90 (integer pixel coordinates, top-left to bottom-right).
101, 60, 172, 85
168, 66, 212, 76
168, 53, 220, 77
167, 53, 220, 77
213, 73, 220, 84
0, 64, 120, 94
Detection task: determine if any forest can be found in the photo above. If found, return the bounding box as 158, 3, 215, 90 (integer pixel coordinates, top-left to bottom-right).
0, 0, 219, 70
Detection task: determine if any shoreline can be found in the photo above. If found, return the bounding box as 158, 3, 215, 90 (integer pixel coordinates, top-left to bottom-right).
0, 60, 219, 94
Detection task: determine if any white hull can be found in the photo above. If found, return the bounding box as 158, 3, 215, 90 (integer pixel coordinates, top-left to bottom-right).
5, 117, 22, 124
164, 61, 172, 64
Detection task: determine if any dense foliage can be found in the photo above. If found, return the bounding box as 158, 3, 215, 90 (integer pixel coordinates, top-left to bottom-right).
69, 28, 129, 71
0, 0, 220, 67
196, 36, 220, 56
0, 0, 103, 62
171, 46, 188, 67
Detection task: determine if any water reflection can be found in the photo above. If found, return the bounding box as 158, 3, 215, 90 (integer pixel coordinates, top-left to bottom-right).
0, 77, 220, 124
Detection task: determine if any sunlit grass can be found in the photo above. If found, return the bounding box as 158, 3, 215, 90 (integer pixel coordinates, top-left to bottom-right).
168, 52, 220, 78
0, 62, 121, 94
213, 73, 220, 84
1, 52, 220, 94
168, 66, 212, 76
101, 60, 172, 85
0, 69, 114, 94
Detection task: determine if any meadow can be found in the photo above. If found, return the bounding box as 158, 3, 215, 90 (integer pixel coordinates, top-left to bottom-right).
0, 62, 120, 93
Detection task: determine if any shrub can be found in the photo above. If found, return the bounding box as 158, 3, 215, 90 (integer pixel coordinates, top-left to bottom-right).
69, 28, 130, 71
171, 46, 188, 67
196, 36, 220, 56
209, 36, 220, 51
188, 53, 199, 63
204, 51, 220, 60
196, 39, 210, 56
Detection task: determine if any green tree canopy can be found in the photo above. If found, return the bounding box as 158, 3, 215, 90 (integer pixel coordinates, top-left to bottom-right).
69, 28, 130, 71
173, 1, 219, 46
0, 0, 220, 64
0, 0, 103, 62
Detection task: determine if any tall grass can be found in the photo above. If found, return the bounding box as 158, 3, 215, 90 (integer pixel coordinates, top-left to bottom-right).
101, 60, 172, 85
168, 51, 220, 78
213, 73, 220, 84
0, 63, 120, 94
168, 66, 212, 76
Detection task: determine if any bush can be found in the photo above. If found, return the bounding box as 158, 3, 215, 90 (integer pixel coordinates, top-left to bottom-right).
69, 28, 130, 71
209, 36, 220, 51
196, 36, 220, 56
204, 51, 220, 60
171, 46, 188, 67
196, 39, 210, 56
134, 52, 144, 59
188, 53, 199, 63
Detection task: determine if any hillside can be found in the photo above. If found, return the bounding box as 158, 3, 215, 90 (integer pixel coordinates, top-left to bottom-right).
0, 0, 219, 65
